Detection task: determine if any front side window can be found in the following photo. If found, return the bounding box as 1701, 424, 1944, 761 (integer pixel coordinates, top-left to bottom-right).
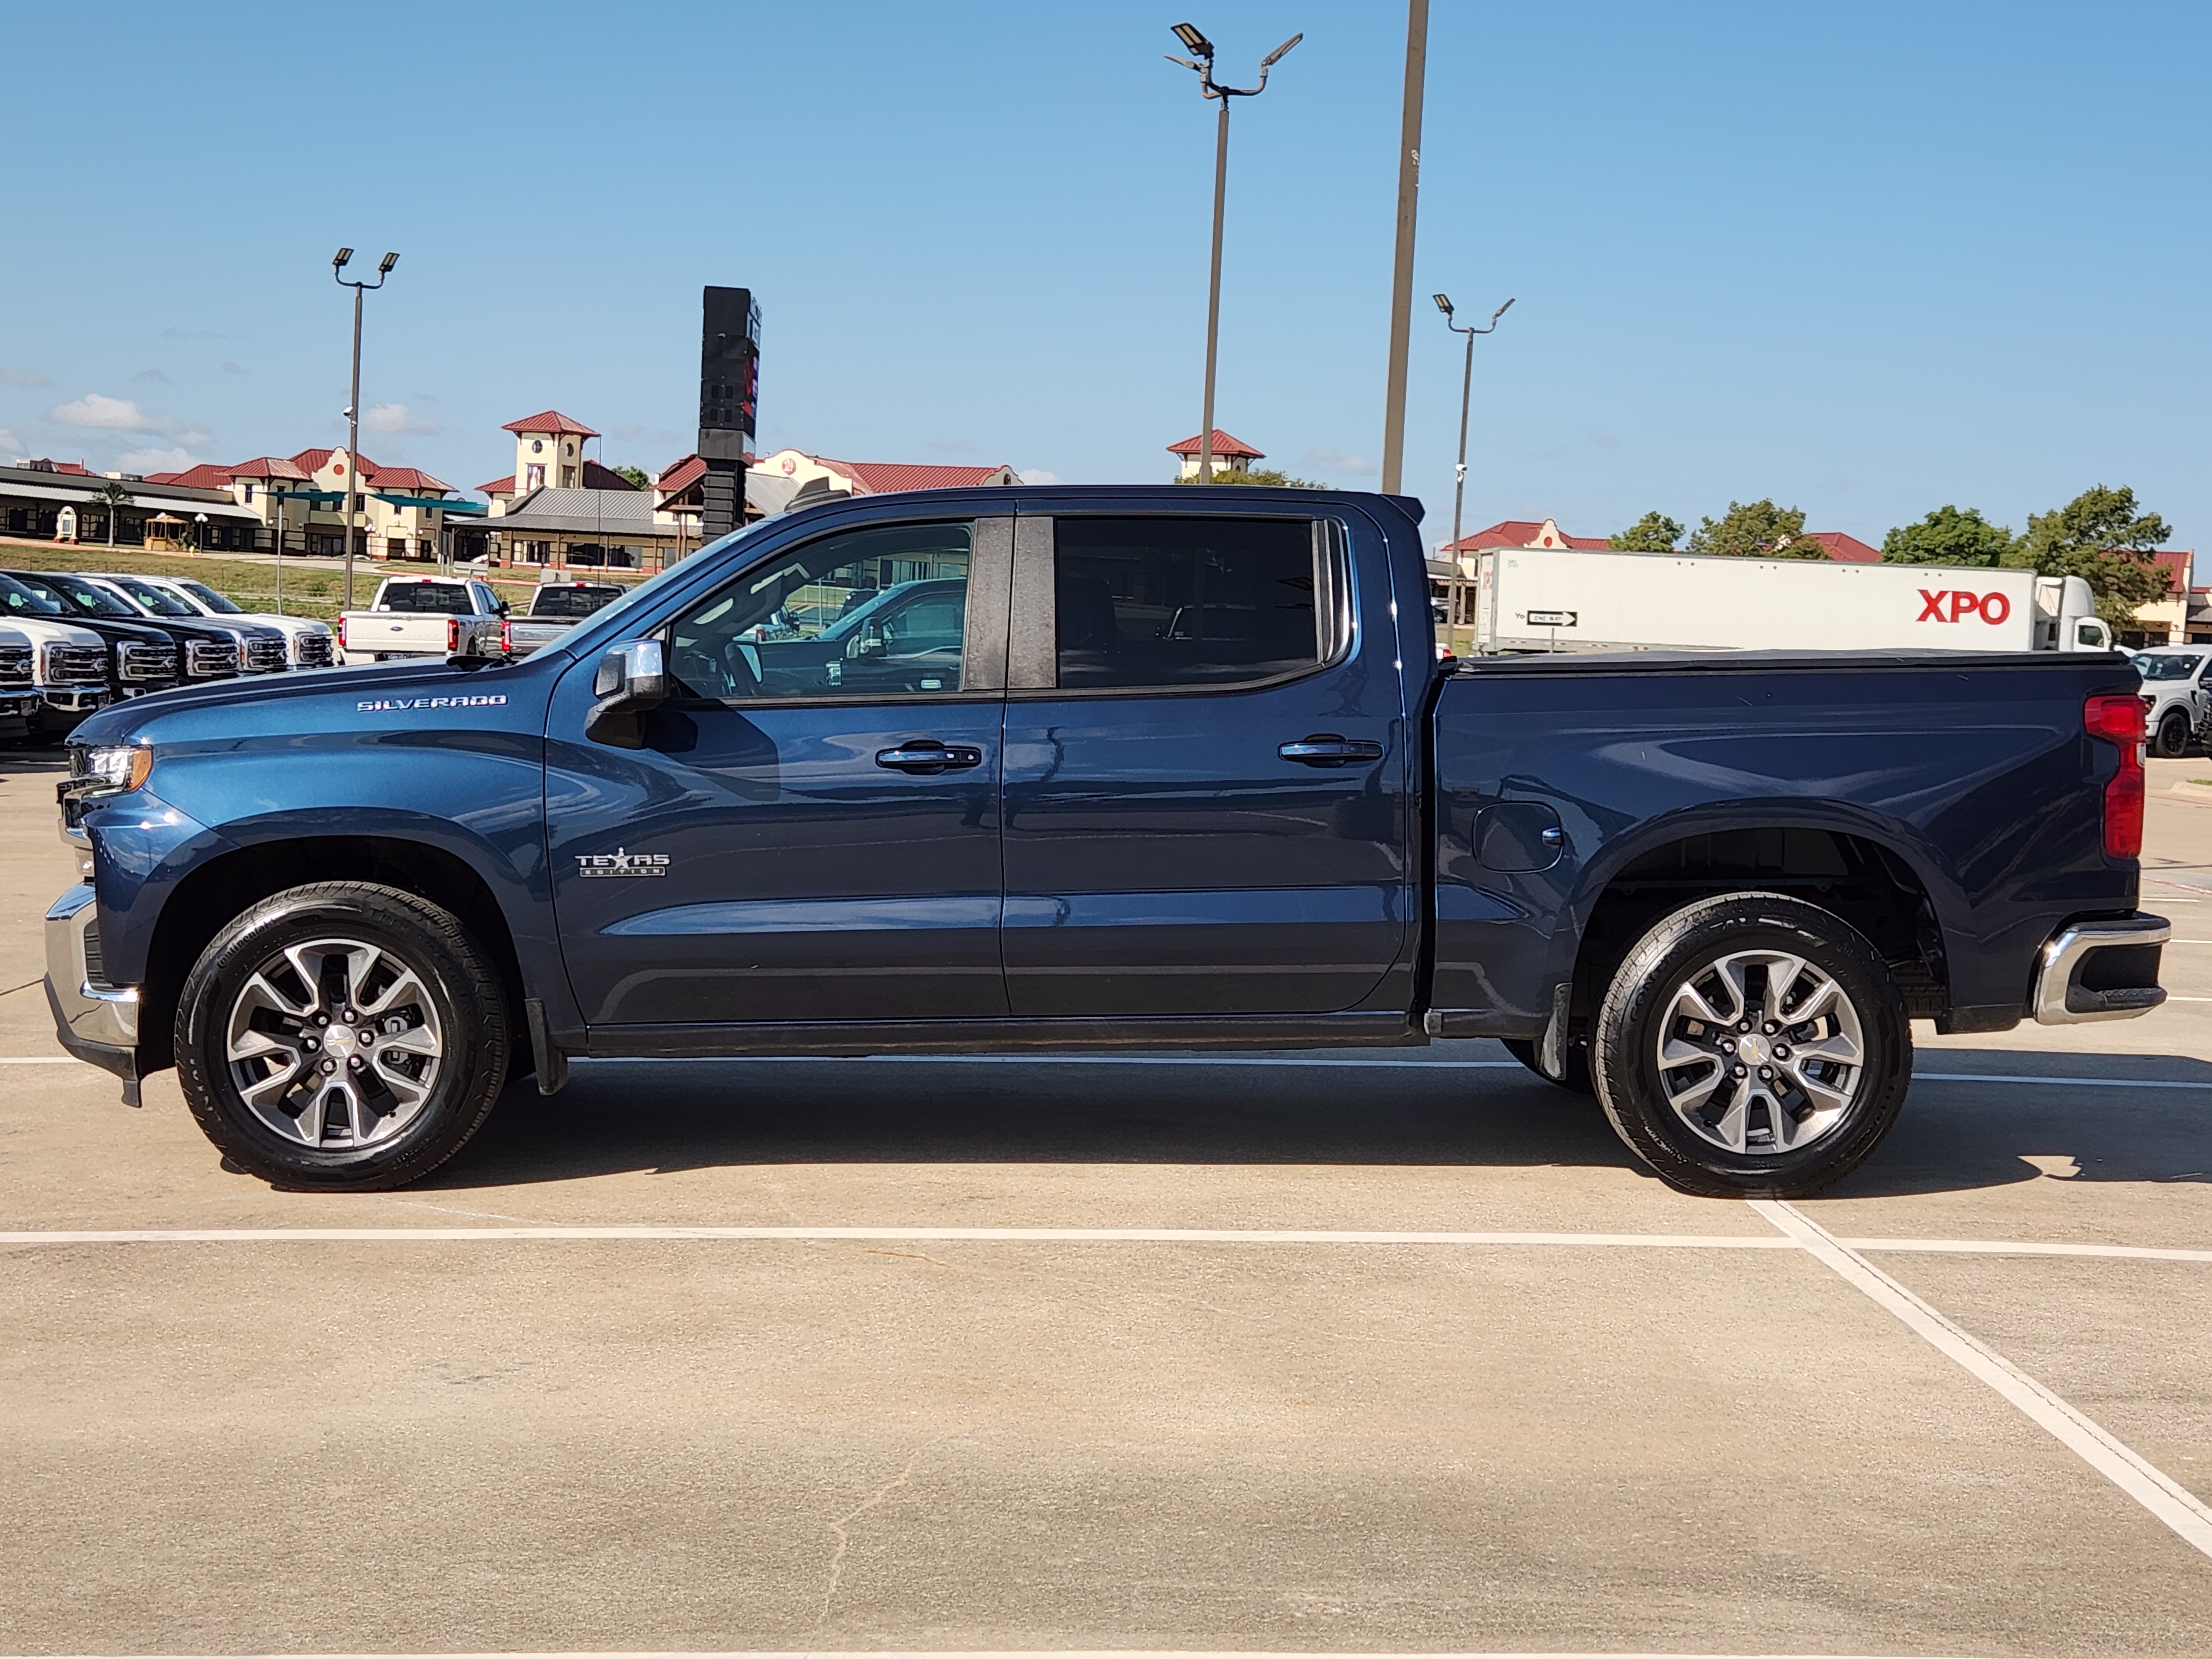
1052, 517, 1327, 691
667, 520, 973, 701
0, 574, 67, 616
178, 580, 242, 614
35, 574, 135, 617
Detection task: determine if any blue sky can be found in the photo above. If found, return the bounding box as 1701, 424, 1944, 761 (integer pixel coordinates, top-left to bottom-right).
2, 1, 2205, 549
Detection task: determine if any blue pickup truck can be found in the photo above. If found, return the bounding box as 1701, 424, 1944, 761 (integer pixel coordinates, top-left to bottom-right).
45, 487, 2168, 1197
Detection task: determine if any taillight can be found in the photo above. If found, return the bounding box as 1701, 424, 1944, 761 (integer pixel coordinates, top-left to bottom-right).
336, 616, 348, 650
499, 619, 513, 656
446, 616, 461, 652
2085, 692, 2146, 859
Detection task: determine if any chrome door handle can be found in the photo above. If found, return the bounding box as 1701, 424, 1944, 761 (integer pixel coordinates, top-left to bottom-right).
875, 742, 983, 774
1278, 734, 1384, 767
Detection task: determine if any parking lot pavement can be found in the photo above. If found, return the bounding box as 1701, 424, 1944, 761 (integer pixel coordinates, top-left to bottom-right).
2, 750, 2208, 1653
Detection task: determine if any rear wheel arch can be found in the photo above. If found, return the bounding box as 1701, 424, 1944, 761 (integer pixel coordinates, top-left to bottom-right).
1558, 822, 1949, 1054
139, 835, 528, 1076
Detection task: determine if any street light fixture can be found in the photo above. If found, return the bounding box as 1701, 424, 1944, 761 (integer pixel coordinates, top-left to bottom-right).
332, 247, 398, 608
1165, 23, 1301, 484
1434, 293, 1514, 653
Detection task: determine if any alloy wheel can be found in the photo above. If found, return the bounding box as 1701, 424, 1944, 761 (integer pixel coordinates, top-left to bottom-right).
1653, 947, 1865, 1155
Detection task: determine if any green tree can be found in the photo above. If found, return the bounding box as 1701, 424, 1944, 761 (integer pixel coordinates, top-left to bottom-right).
1173, 467, 1328, 489
1686, 499, 1827, 560
87, 479, 131, 547
612, 464, 653, 489
1880, 504, 2013, 567
2006, 484, 2174, 625
1609, 511, 1683, 552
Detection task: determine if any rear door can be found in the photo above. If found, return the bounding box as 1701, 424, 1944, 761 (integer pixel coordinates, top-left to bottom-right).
999, 505, 1412, 1016
545, 514, 1012, 1026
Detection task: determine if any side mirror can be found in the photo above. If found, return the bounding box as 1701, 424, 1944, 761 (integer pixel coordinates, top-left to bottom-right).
497, 599, 512, 618
586, 639, 667, 749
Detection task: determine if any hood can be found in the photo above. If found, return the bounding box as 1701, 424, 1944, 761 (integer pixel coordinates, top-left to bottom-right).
65, 652, 546, 748
1, 615, 105, 648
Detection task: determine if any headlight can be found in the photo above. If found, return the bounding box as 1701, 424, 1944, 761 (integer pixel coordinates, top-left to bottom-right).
66, 743, 154, 799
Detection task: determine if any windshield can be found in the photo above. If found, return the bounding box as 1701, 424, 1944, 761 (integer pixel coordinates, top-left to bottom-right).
108, 576, 199, 617
35, 573, 137, 617
0, 574, 66, 617
176, 580, 242, 614
2132, 653, 2203, 682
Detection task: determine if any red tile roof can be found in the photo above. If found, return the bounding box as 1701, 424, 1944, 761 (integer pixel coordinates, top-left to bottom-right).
477, 474, 516, 497
228, 456, 311, 481
655, 454, 707, 495
290, 446, 387, 482
368, 466, 453, 493
153, 463, 238, 491
581, 459, 637, 491
823, 459, 1017, 494
141, 471, 185, 484
1166, 429, 1263, 459
1801, 530, 1881, 564
501, 410, 599, 438
1444, 519, 1610, 553
2150, 549, 2194, 594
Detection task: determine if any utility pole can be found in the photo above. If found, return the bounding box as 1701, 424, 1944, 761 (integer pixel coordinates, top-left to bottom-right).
332, 248, 397, 609
1167, 23, 1301, 483
1379, 0, 1428, 494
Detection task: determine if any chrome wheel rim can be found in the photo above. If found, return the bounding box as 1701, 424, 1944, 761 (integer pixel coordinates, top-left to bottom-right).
223, 936, 445, 1149
1654, 948, 1864, 1156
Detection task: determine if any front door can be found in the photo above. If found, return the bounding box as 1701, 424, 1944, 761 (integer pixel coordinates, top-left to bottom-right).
1000, 509, 1412, 1017
546, 515, 1011, 1027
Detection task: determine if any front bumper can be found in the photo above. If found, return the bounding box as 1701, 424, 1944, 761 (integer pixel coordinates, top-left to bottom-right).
2031, 912, 2170, 1024
40, 684, 111, 714
44, 883, 141, 1100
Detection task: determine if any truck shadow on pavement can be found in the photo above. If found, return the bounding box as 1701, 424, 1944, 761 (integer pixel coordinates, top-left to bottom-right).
424, 1044, 2212, 1196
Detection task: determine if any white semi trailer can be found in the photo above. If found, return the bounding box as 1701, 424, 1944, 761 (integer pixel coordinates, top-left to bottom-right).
1436, 547, 2113, 658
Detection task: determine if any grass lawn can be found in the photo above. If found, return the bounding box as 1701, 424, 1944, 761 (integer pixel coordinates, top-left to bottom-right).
0, 538, 640, 623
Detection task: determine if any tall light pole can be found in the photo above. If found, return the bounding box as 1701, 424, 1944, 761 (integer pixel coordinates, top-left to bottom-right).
1379, 0, 1428, 493
332, 248, 398, 608
1433, 294, 1513, 654
1167, 23, 1301, 484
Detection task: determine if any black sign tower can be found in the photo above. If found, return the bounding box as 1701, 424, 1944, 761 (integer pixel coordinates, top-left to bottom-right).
698, 285, 760, 541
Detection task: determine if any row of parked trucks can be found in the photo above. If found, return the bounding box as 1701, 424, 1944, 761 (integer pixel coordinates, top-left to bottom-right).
0, 568, 336, 743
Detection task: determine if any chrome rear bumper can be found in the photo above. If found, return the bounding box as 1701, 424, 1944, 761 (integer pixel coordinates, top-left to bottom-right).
2031, 914, 2169, 1024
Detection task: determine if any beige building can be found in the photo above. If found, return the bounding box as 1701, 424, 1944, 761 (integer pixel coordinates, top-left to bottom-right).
145, 450, 470, 559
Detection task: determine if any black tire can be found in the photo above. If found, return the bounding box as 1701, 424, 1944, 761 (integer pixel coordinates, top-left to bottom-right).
1590, 892, 1911, 1198
175, 881, 510, 1190
1500, 1036, 1595, 1094
2155, 709, 2191, 759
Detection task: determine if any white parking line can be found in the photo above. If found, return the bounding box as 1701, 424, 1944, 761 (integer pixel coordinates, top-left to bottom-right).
1753, 1199, 2212, 1564
1, 1227, 2205, 1264
8, 1053, 2212, 1088
0, 1651, 2018, 1659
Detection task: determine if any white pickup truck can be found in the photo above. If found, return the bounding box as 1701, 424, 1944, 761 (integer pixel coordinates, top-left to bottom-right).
504, 579, 627, 656
337, 577, 509, 665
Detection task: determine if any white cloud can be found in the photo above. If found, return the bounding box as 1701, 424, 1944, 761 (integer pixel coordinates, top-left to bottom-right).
118, 445, 202, 473
0, 368, 52, 387
51, 392, 168, 431
363, 401, 437, 435
1300, 446, 1373, 477
1018, 467, 1061, 484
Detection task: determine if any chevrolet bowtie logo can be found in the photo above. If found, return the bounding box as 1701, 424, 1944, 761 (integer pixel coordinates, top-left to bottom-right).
575, 847, 671, 878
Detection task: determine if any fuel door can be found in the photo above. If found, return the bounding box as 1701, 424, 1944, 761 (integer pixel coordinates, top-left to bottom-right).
1475, 802, 1566, 873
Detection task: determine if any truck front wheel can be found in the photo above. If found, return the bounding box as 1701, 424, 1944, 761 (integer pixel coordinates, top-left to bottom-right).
1590, 893, 1911, 1198
2154, 708, 2191, 759
174, 882, 510, 1190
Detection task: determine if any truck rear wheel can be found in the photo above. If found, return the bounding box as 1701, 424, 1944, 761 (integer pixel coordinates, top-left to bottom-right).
1590, 893, 1911, 1198
174, 882, 510, 1190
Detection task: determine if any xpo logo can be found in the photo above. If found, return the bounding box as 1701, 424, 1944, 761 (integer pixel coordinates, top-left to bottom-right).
1917, 589, 2013, 625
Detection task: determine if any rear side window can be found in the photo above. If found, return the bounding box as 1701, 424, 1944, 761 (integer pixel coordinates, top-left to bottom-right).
530, 585, 622, 618
1053, 517, 1328, 691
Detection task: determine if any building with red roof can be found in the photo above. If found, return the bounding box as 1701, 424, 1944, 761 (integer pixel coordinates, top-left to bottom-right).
1800, 530, 1882, 564
1166, 429, 1264, 480
748, 448, 1017, 498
